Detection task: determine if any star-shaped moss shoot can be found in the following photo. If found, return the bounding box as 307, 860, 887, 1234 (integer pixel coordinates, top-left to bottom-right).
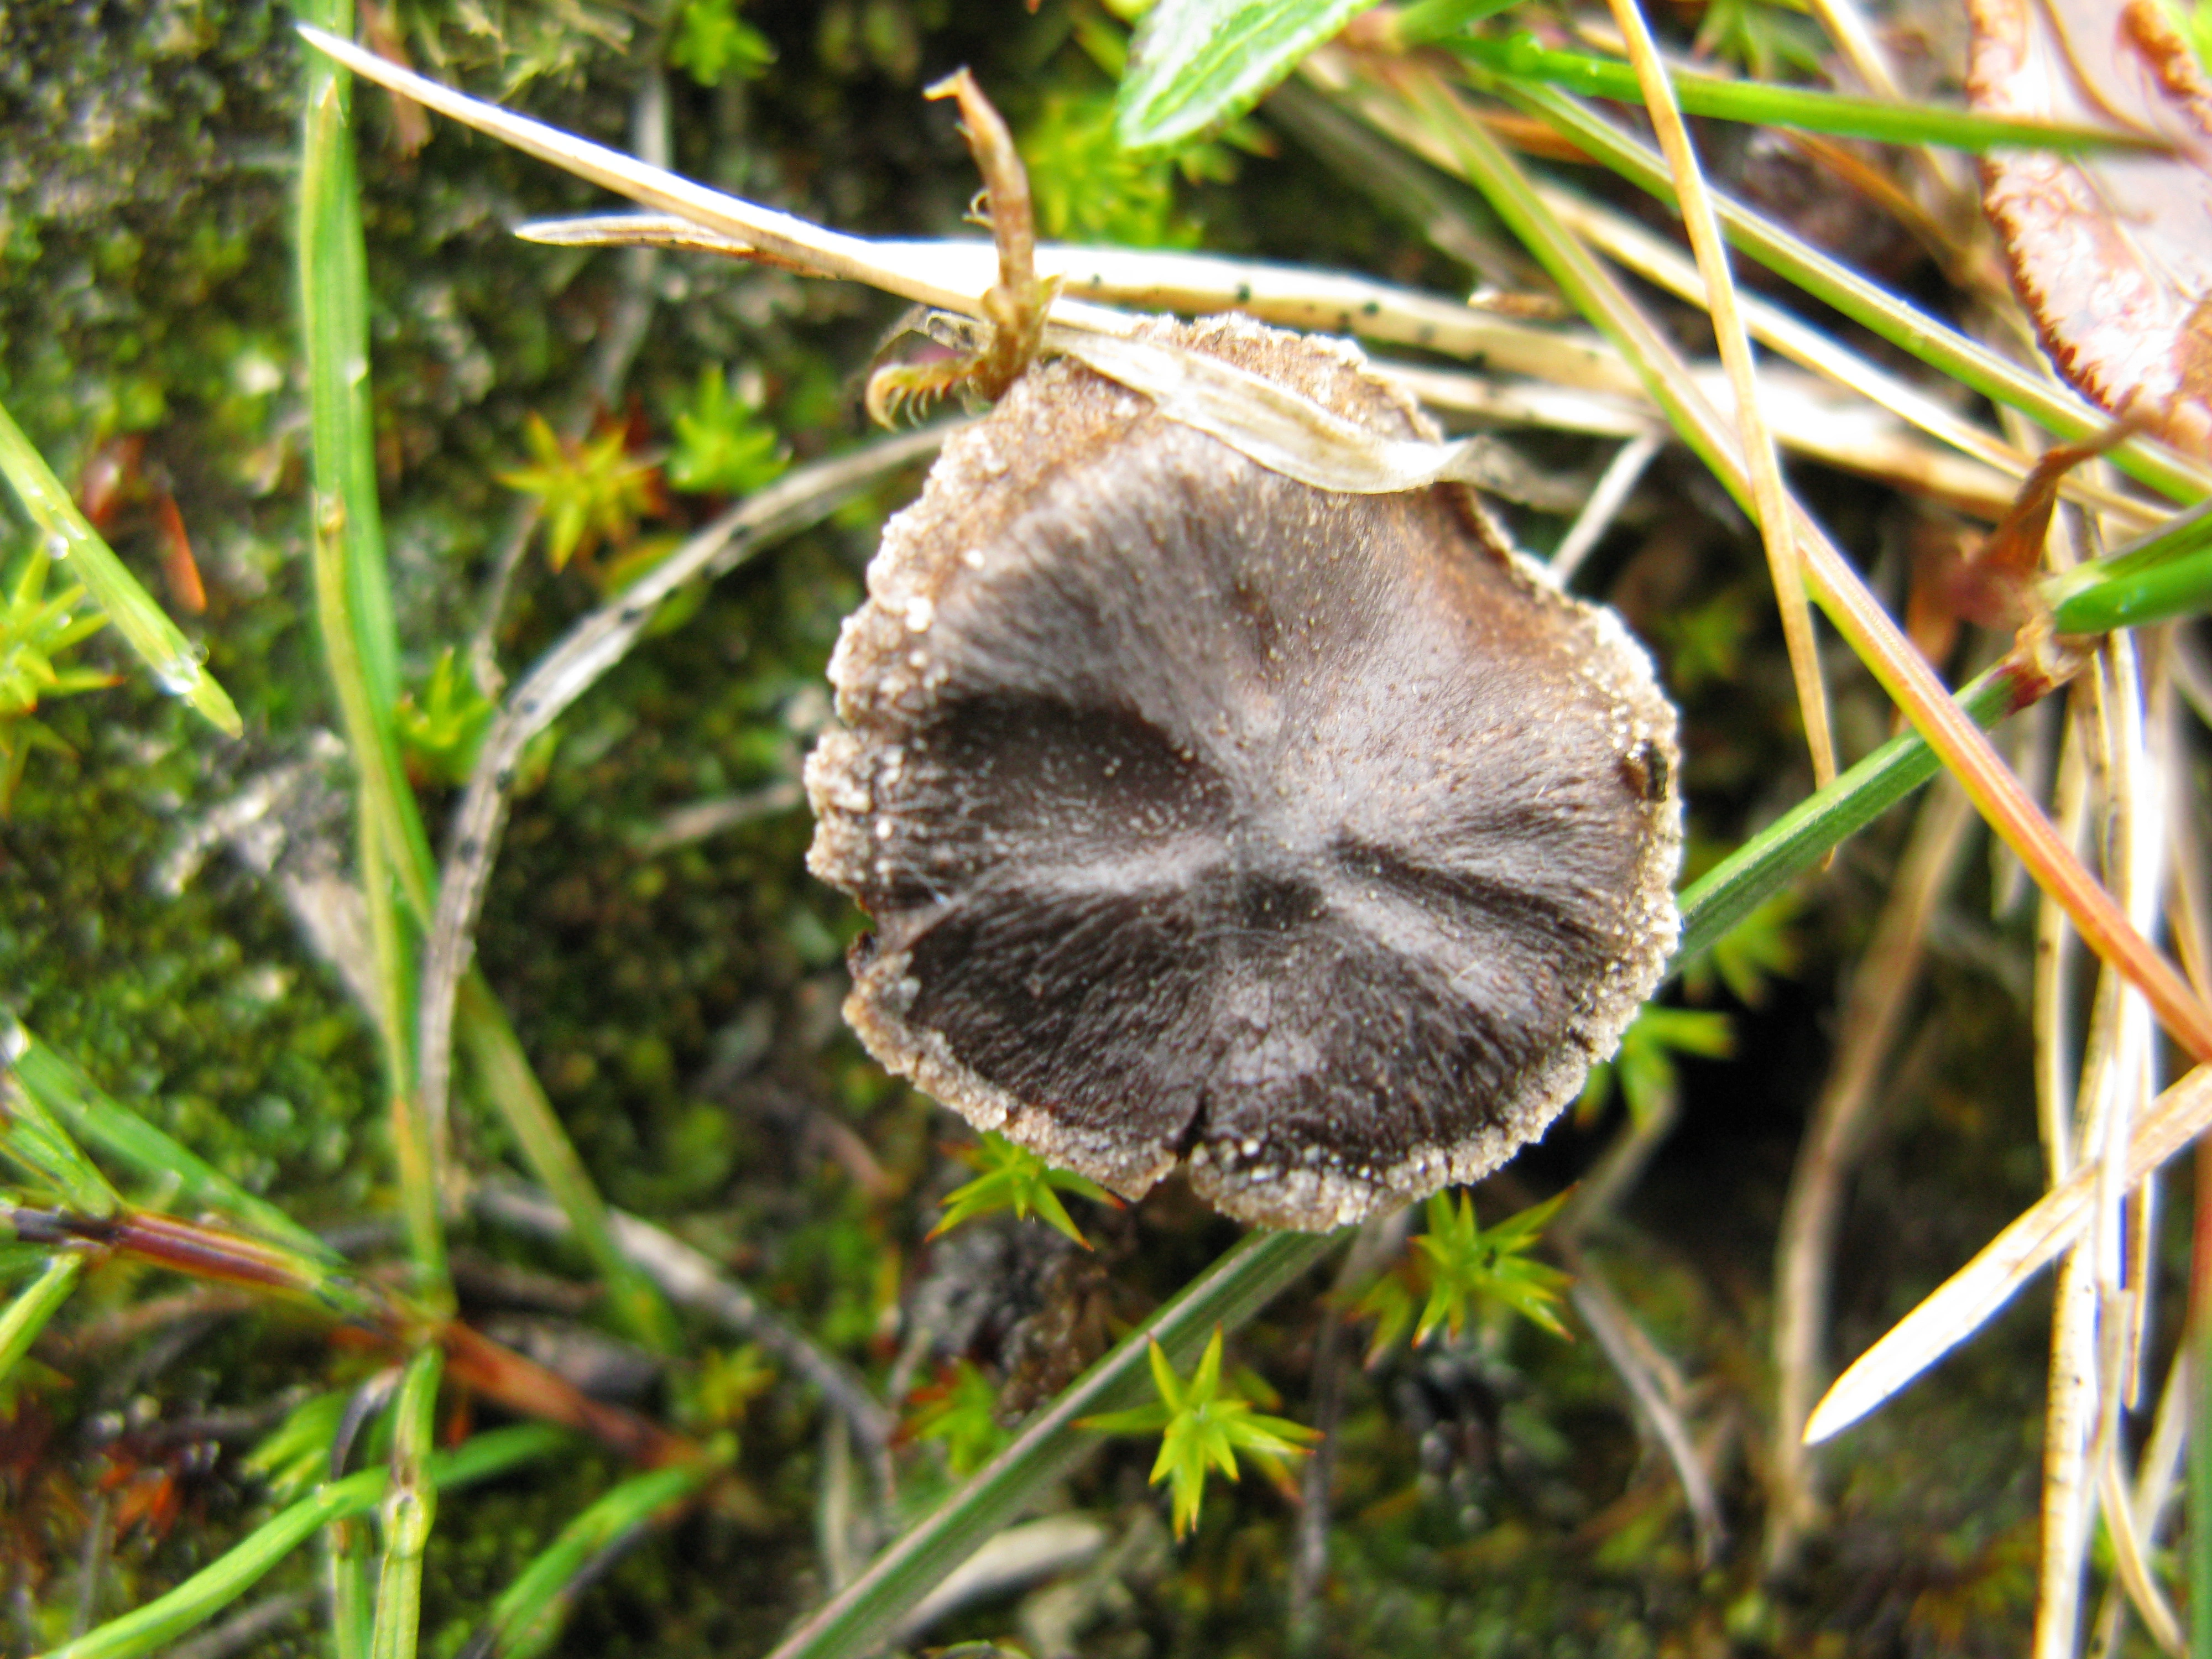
1081, 1327, 1319, 1539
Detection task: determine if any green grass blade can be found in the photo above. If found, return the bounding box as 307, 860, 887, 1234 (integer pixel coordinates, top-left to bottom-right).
768, 1227, 1339, 1659
293, 5, 676, 1344
0, 399, 241, 737
1673, 666, 2021, 963
322, 1516, 375, 1659
1481, 78, 2212, 505
2049, 544, 2212, 633
2044, 499, 2212, 633
368, 1347, 442, 1659
0, 1252, 82, 1387
456, 980, 681, 1354
296, 0, 447, 1302
295, 0, 403, 728
8, 1022, 337, 1260
1454, 34, 2167, 153
1117, 0, 1382, 148
471, 1463, 711, 1659
1, 1064, 121, 1217
43, 1426, 567, 1659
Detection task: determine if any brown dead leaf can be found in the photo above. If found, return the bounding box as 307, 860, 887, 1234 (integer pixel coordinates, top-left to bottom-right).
1971, 0, 2212, 459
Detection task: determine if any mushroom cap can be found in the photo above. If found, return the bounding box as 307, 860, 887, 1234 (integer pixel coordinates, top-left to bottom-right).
807, 315, 1681, 1231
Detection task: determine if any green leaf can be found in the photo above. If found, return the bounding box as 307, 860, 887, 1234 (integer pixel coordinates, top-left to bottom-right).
394, 645, 498, 787
1354, 1191, 1572, 1362
0, 1253, 81, 1394
773, 1227, 1338, 1657
2044, 498, 2212, 633
1117, 0, 1384, 150
1410, 1189, 1572, 1344
929, 1132, 1117, 1249
0, 1064, 121, 1216
8, 1021, 336, 1258
1578, 1005, 1734, 1130
498, 414, 661, 573
243, 1390, 352, 1505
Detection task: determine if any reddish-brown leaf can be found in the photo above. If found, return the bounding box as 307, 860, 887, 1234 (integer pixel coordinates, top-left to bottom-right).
1972, 0, 2212, 458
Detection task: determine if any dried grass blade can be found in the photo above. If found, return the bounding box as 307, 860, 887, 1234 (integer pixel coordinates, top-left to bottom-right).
1602, 0, 1835, 789
1535, 186, 2160, 530
1805, 1065, 2212, 1444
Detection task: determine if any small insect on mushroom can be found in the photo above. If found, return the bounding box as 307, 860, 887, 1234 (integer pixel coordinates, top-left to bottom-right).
806, 75, 1682, 1233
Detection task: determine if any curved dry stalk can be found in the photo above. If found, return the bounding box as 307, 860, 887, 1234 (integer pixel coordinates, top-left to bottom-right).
413, 429, 950, 1209
1765, 775, 1978, 1574
1603, 0, 1834, 792
1567, 1254, 1726, 1564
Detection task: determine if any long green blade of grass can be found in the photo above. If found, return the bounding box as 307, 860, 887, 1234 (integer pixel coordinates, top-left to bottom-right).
1674, 666, 2020, 964
297, 0, 446, 1306
1452, 34, 2168, 154
8, 1023, 337, 1260
368, 1347, 442, 1659
2044, 499, 2212, 633
293, 9, 676, 1350
41, 1426, 568, 1659
468, 1463, 712, 1659
0, 1070, 120, 1218
0, 1253, 82, 1388
0, 400, 241, 737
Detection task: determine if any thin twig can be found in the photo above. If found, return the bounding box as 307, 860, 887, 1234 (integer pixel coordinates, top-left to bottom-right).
1567, 1253, 1726, 1564
1290, 1213, 1406, 1654
1765, 775, 1976, 1574
1549, 434, 1661, 586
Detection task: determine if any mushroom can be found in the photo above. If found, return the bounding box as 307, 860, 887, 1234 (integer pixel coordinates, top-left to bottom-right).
807, 314, 1681, 1232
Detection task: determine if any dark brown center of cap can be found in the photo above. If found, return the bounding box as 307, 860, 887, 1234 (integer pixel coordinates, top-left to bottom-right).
807, 315, 1681, 1231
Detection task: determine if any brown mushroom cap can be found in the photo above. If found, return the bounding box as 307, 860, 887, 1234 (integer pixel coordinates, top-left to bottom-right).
806, 315, 1681, 1231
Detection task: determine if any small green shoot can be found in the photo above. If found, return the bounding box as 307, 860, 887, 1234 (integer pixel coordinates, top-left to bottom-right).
906, 1360, 1012, 1477
666, 367, 789, 497
1080, 1328, 1318, 1537
1351, 1190, 1572, 1363
669, 0, 775, 87
1577, 1004, 1735, 1129
498, 413, 662, 574
394, 645, 498, 787
0, 540, 116, 813
928, 1132, 1118, 1249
